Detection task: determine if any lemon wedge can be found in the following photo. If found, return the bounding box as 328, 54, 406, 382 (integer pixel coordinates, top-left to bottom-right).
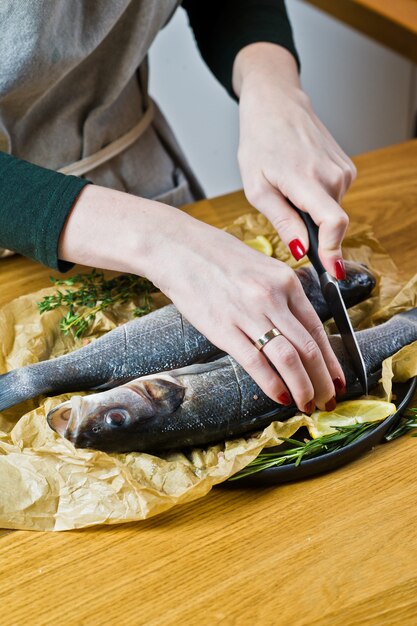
245, 235, 273, 256
305, 399, 397, 439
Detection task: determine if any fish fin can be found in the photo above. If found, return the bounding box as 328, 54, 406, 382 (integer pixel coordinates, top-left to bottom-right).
205, 351, 227, 362
169, 359, 227, 377
0, 371, 30, 411
140, 379, 185, 416
92, 376, 137, 392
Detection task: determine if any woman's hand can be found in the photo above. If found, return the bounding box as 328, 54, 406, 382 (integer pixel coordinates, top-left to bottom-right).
151, 213, 345, 413
233, 43, 357, 279
59, 185, 345, 412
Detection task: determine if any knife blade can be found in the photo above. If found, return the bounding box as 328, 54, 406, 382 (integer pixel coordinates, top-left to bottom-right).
289, 201, 368, 395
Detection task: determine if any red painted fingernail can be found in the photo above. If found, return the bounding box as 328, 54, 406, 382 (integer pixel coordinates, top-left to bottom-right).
325, 397, 337, 412
333, 377, 346, 395
278, 392, 292, 406
303, 400, 315, 415
289, 239, 306, 261
335, 259, 346, 281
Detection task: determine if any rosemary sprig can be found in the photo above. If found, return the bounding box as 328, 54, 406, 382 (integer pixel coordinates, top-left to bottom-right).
229, 422, 378, 480
37, 269, 158, 338
229, 408, 417, 481
384, 407, 417, 441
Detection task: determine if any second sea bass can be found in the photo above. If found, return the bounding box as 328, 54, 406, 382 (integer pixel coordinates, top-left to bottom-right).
0, 262, 375, 411
48, 308, 417, 453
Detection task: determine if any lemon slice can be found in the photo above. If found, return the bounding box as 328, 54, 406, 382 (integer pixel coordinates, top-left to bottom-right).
245, 235, 273, 256
306, 399, 397, 439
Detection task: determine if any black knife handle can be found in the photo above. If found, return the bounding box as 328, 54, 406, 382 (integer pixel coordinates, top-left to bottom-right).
287, 199, 326, 277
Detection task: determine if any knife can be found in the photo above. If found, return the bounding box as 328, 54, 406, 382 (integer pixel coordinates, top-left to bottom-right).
289, 201, 368, 396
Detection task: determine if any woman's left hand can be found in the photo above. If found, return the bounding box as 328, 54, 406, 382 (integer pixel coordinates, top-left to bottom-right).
233, 43, 357, 279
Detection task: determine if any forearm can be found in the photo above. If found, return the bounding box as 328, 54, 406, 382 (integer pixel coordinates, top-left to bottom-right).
58, 184, 189, 279
232, 41, 301, 98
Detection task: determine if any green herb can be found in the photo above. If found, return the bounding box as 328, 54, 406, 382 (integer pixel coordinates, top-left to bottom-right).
229, 407, 417, 481
384, 407, 417, 441
37, 269, 158, 338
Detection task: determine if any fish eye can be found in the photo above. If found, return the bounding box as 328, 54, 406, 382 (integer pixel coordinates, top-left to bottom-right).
104, 408, 130, 428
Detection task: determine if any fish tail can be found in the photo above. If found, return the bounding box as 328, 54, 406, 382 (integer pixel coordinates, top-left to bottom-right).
0, 370, 36, 411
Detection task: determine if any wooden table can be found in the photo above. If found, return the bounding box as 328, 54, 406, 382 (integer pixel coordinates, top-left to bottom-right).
1, 140, 417, 625
302, 0, 417, 64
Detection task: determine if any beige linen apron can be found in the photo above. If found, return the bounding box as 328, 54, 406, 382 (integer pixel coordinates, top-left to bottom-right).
0, 0, 204, 260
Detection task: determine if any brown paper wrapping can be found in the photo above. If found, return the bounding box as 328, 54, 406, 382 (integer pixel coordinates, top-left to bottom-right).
0, 219, 416, 531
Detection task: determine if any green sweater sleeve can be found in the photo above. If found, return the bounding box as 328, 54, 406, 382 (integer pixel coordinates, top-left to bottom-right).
0, 152, 90, 272
182, 0, 300, 98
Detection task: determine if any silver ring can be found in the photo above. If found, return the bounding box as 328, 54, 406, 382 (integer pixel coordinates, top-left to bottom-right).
254, 327, 282, 351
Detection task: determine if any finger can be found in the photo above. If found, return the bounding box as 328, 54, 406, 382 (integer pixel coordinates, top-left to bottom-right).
288, 293, 347, 402
254, 291, 339, 410
268, 314, 338, 411
292, 184, 349, 278
332, 150, 357, 186
312, 112, 358, 182
243, 178, 309, 262
305, 159, 351, 204
225, 327, 293, 407
241, 315, 314, 412
314, 116, 358, 184
322, 155, 354, 201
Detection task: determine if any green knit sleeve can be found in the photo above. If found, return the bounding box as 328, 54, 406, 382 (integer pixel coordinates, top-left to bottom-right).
0, 152, 90, 271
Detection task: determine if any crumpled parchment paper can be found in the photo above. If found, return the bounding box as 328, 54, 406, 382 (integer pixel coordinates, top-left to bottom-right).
0, 218, 416, 531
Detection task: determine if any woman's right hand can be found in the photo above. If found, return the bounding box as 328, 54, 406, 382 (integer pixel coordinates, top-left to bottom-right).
59, 184, 345, 412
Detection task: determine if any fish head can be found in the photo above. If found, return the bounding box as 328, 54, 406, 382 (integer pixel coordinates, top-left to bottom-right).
340, 261, 376, 292
47, 375, 185, 451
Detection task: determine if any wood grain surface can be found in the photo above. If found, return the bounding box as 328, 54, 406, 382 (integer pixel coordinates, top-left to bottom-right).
0, 140, 417, 625
302, 0, 417, 63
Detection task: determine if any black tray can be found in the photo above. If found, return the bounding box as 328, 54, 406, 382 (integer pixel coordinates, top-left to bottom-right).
223, 377, 417, 487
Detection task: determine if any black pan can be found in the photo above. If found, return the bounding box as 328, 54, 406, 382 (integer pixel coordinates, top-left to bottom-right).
223, 377, 416, 487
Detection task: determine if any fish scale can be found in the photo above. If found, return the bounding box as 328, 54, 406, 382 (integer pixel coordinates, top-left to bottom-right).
0, 262, 375, 411
53, 308, 417, 452
347, 311, 417, 385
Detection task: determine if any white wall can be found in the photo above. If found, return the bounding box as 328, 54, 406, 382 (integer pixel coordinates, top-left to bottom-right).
149, 6, 240, 197
286, 1, 414, 153
149, 0, 415, 198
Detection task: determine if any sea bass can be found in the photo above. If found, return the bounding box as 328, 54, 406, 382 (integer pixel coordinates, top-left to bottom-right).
0, 262, 375, 411
48, 308, 417, 453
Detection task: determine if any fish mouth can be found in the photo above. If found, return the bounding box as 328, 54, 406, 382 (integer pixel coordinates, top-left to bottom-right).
47, 396, 83, 441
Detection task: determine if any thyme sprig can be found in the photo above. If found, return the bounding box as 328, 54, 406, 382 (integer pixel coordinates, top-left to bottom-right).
37, 269, 158, 338
229, 407, 417, 481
